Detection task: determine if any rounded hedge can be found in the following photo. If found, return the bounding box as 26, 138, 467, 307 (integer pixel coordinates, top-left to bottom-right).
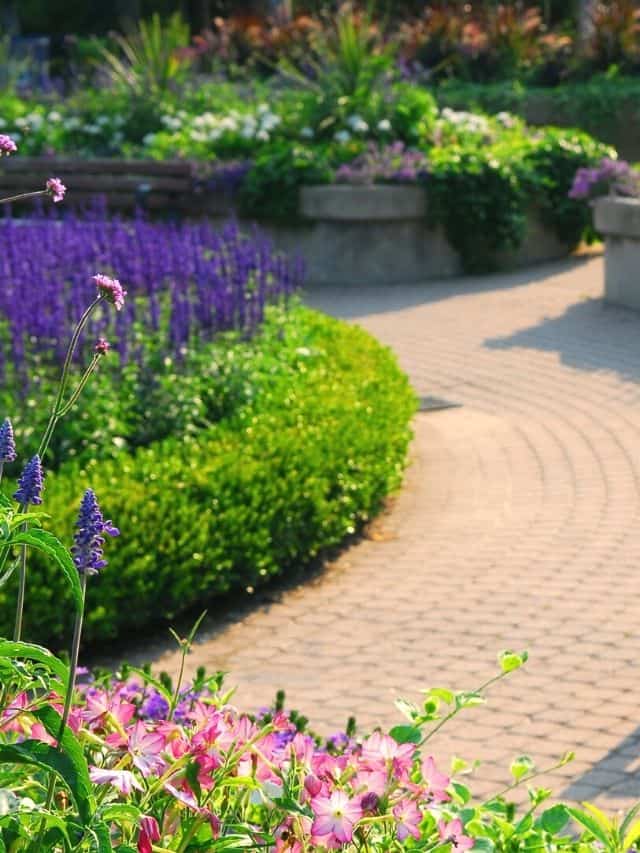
0, 305, 416, 648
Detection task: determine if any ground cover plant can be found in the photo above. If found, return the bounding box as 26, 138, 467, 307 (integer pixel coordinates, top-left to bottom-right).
2, 151, 640, 853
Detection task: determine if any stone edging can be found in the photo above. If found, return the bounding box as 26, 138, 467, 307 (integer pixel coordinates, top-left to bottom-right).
594, 196, 640, 311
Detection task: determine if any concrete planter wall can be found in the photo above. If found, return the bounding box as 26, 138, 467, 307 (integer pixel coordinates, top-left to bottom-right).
594, 196, 640, 311
234, 185, 574, 286
0, 158, 575, 285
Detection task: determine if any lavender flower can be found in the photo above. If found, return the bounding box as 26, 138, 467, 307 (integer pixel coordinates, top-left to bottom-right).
45, 177, 66, 203
0, 135, 17, 156
71, 488, 119, 575
569, 157, 640, 201
13, 455, 44, 506
93, 274, 127, 311
335, 142, 429, 186
140, 690, 170, 720
0, 418, 16, 463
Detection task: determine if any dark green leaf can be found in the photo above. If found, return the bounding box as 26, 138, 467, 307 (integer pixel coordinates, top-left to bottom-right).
540, 805, 569, 834
0, 739, 94, 826
0, 640, 69, 687
389, 725, 422, 745
11, 530, 83, 614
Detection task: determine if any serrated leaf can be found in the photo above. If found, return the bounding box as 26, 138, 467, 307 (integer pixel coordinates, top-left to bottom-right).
0, 740, 94, 826
0, 640, 69, 687
11, 530, 82, 614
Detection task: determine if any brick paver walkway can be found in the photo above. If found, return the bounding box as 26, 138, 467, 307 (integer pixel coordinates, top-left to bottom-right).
147, 253, 640, 810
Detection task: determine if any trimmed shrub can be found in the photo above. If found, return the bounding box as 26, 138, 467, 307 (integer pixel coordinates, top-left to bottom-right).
0, 305, 416, 647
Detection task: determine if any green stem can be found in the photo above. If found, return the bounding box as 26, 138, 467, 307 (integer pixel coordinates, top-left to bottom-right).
12, 538, 27, 641
420, 671, 508, 746
36, 574, 87, 850
56, 356, 101, 418
0, 190, 47, 206
38, 296, 103, 461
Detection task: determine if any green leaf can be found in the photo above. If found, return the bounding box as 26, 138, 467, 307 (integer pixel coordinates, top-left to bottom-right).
471, 839, 495, 853
0, 493, 13, 510
394, 697, 419, 722
99, 804, 141, 826
510, 754, 535, 782
455, 691, 485, 710
565, 806, 610, 845
0, 740, 94, 826
0, 558, 18, 589
621, 802, 640, 839
499, 650, 528, 673
0, 640, 69, 687
426, 687, 456, 705
11, 530, 83, 614
540, 805, 570, 835
86, 821, 113, 852
450, 780, 472, 805
389, 725, 422, 745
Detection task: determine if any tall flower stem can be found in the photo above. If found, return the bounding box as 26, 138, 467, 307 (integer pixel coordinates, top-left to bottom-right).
0, 190, 47, 206
12, 537, 27, 642
39, 573, 87, 829
38, 296, 103, 461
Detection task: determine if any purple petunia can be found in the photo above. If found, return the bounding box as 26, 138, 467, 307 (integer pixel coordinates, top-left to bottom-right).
0, 418, 17, 463
13, 455, 44, 506
71, 488, 119, 575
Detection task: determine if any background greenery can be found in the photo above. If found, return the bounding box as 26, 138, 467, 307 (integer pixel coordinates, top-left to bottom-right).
0, 305, 417, 648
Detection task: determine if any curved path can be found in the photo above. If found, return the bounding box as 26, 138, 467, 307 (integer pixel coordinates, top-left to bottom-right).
147, 253, 640, 809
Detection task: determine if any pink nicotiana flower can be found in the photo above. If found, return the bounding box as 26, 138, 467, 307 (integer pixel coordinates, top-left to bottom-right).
137, 815, 161, 853
438, 818, 474, 850
361, 731, 415, 778
89, 767, 143, 795
93, 274, 127, 310
94, 338, 110, 355
126, 720, 167, 777
45, 177, 66, 203
393, 797, 422, 841
0, 135, 17, 156
423, 755, 451, 803
311, 790, 363, 845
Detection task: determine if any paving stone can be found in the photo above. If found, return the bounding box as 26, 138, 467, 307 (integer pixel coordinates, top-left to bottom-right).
130, 254, 640, 809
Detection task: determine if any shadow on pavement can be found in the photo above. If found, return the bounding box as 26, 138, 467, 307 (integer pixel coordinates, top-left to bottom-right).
304, 253, 599, 319
485, 297, 640, 386
562, 728, 640, 803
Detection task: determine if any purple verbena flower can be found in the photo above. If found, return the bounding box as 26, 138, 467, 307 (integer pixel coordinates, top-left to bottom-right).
93, 274, 127, 311
0, 135, 17, 156
45, 177, 66, 203
140, 690, 170, 721
71, 488, 119, 575
0, 418, 17, 463
13, 455, 44, 506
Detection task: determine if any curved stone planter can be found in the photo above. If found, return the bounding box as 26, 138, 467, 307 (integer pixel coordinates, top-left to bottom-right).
245, 185, 575, 286
594, 196, 640, 311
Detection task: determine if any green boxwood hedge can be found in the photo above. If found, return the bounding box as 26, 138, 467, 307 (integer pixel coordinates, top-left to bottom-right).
0, 305, 416, 648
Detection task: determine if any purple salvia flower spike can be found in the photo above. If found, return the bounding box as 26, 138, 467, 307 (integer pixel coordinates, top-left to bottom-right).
0, 418, 17, 462
71, 488, 119, 576
13, 454, 44, 506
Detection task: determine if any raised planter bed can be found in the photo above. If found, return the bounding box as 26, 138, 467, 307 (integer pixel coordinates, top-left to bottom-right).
0, 158, 576, 284
238, 186, 575, 285
594, 196, 640, 311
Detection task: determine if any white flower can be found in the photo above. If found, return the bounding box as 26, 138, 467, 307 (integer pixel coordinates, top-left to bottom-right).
83, 124, 101, 135
96, 115, 110, 126
161, 115, 182, 131
47, 111, 62, 123
300, 126, 314, 139
496, 111, 517, 128
142, 133, 157, 146
256, 129, 269, 141
377, 119, 392, 132
346, 114, 368, 133
334, 129, 351, 143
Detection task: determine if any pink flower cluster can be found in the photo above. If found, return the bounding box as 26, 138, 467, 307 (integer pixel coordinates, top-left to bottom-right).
45, 176, 67, 203
93, 274, 127, 311
1, 676, 472, 852
0, 135, 17, 156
